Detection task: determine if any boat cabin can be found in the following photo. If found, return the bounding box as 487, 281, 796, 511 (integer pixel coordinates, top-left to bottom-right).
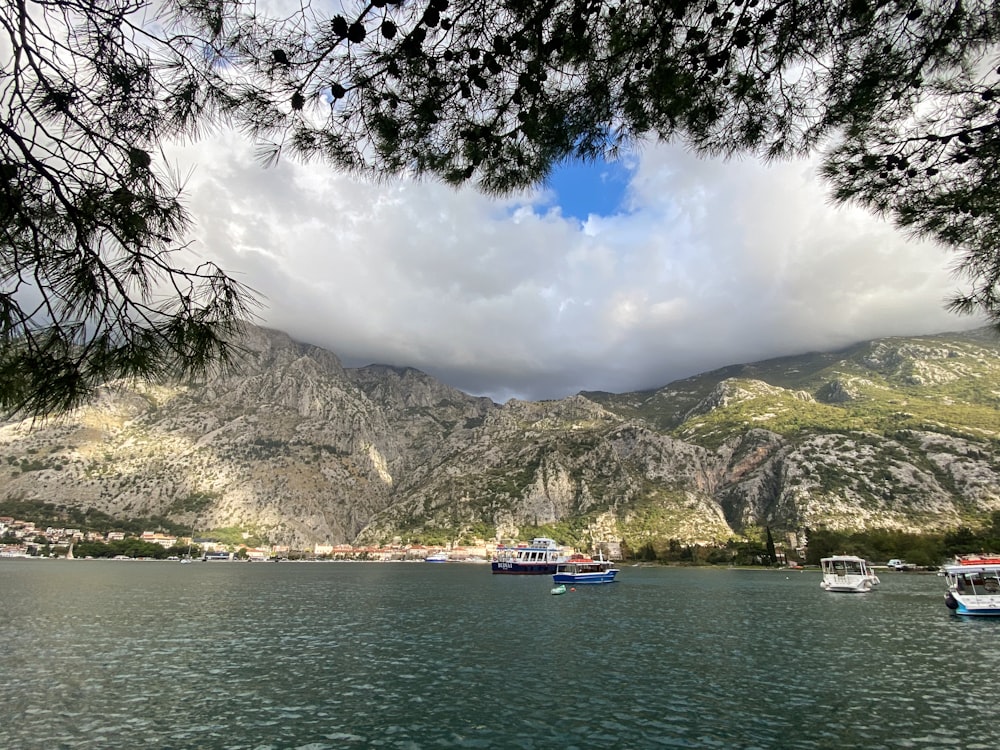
821, 557, 868, 577
947, 568, 1000, 594
493, 537, 563, 564
555, 557, 607, 575
820, 555, 879, 592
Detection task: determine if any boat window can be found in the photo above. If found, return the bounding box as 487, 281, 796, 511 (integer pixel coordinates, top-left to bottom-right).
956, 572, 1000, 593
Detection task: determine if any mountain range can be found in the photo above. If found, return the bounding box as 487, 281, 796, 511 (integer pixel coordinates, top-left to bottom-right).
1, 325, 998, 550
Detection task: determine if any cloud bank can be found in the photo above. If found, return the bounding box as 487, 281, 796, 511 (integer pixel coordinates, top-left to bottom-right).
166, 132, 981, 403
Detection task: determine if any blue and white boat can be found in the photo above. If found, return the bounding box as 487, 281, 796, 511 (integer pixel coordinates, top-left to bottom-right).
552, 554, 619, 585
943, 556, 1000, 616
491, 537, 567, 575
424, 551, 449, 563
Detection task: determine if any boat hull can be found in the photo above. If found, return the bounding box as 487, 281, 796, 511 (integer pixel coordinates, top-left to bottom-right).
820, 579, 876, 593
552, 570, 618, 584
945, 591, 1000, 616
492, 561, 560, 575
820, 581, 872, 594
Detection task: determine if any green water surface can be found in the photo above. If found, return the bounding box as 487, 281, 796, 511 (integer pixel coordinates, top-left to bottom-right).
1, 560, 995, 749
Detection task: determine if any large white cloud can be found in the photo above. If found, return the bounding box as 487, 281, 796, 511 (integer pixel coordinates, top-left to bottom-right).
165, 131, 982, 403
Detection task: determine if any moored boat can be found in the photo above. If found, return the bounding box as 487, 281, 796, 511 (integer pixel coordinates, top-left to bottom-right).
491, 537, 567, 575
424, 551, 449, 563
552, 553, 619, 585
943, 556, 1000, 616
954, 554, 1000, 566
820, 555, 880, 593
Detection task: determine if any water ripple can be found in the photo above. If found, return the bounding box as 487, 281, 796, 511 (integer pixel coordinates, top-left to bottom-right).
3, 562, 1000, 748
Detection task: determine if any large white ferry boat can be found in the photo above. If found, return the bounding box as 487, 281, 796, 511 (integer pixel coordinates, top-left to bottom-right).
491, 537, 567, 575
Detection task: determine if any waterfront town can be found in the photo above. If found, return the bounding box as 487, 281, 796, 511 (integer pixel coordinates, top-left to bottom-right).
0, 514, 517, 562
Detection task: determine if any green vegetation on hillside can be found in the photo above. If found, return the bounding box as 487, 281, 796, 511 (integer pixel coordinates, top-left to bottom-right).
71, 539, 191, 560
515, 516, 606, 551
201, 526, 265, 548
628, 536, 775, 566
586, 329, 1000, 450
618, 514, 1000, 568
618, 488, 730, 542
0, 499, 193, 537
166, 491, 220, 515
804, 514, 1000, 568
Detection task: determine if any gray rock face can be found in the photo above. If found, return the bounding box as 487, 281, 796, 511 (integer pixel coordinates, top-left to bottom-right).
1, 326, 998, 548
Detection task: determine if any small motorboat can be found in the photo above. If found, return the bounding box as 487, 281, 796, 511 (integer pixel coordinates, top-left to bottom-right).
820, 555, 880, 593
943, 556, 1000, 616
552, 553, 619, 585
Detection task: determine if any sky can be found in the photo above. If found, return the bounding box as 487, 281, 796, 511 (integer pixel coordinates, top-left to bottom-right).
165, 132, 985, 404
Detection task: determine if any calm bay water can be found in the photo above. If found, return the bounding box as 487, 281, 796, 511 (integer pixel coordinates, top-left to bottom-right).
2, 560, 998, 749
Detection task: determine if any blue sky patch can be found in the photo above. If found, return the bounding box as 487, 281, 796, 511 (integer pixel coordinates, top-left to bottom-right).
544, 157, 633, 222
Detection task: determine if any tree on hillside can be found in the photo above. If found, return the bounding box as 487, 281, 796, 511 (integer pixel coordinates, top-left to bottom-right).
4, 0, 1000, 417
765, 525, 777, 565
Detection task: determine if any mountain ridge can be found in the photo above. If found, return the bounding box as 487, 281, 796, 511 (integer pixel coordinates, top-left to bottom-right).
1, 325, 998, 549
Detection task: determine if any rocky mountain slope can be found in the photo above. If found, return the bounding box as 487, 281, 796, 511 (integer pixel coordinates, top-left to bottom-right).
1, 326, 998, 549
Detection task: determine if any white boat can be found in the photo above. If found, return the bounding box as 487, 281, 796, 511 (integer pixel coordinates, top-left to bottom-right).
424, 551, 449, 563
820, 555, 880, 593
943, 556, 1000, 616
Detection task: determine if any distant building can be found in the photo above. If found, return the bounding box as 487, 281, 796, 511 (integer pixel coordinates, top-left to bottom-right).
140, 531, 177, 548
